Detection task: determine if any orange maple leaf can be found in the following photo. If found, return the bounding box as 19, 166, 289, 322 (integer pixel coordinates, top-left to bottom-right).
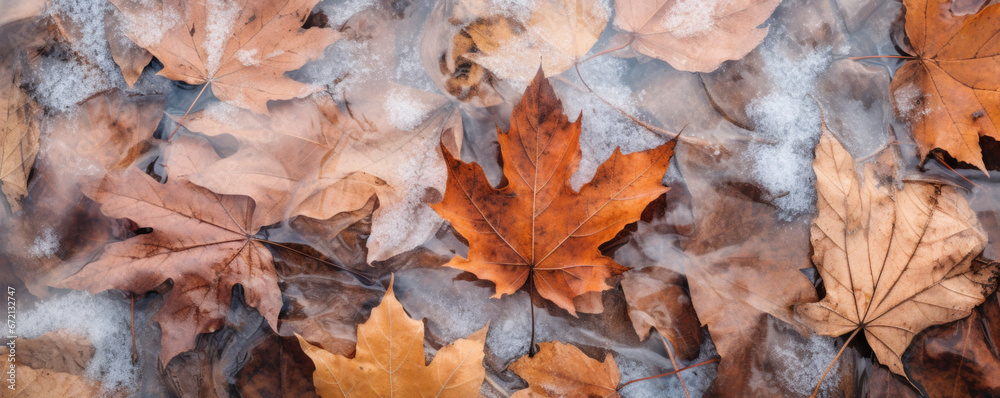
891, 0, 1000, 172
431, 69, 676, 314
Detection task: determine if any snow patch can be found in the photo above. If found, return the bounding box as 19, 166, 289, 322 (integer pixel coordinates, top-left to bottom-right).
661, 0, 721, 38
322, 0, 377, 27
28, 228, 59, 258
20, 291, 137, 395
202, 0, 240, 76
235, 49, 260, 67
745, 40, 832, 218
893, 82, 928, 119
384, 87, 434, 131
560, 57, 666, 190
750, 330, 841, 397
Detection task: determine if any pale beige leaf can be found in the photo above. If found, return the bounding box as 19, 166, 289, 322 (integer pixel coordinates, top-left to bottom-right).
794, 128, 995, 377
510, 341, 620, 398
296, 276, 488, 398
0, 66, 39, 213
612, 0, 781, 72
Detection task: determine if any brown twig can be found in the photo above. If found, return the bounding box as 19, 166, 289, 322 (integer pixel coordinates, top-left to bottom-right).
616, 358, 720, 392
810, 328, 860, 398
166, 83, 210, 141
657, 334, 691, 398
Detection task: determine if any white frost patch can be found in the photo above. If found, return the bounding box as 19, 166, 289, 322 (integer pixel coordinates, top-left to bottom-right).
235, 49, 261, 67
561, 57, 666, 190
322, 0, 376, 27
662, 0, 721, 38
28, 228, 59, 258
19, 291, 137, 395
750, 331, 841, 397
383, 87, 434, 131
202, 0, 240, 76
114, 0, 179, 48
487, 0, 537, 21
745, 41, 832, 218
893, 82, 928, 119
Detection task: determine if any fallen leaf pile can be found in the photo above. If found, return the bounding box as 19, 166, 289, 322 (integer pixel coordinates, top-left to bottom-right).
3, 0, 1000, 396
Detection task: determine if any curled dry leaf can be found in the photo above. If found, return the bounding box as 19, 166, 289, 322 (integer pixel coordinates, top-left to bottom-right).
891, 0, 1000, 172
620, 266, 702, 360
58, 168, 282, 363
296, 276, 488, 398
109, 0, 339, 114
794, 128, 996, 377
0, 64, 39, 214
612, 0, 781, 72
431, 69, 675, 314
509, 341, 620, 398
168, 85, 462, 262
422, 0, 607, 105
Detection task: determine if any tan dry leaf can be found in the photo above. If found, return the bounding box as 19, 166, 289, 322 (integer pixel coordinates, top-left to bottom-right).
296, 276, 488, 397
103, 6, 152, 88
612, 0, 781, 72
0, 65, 39, 213
58, 168, 281, 363
794, 128, 996, 377
621, 266, 702, 360
509, 341, 620, 398
462, 0, 608, 82
109, 0, 339, 114
168, 87, 462, 262
0, 367, 106, 398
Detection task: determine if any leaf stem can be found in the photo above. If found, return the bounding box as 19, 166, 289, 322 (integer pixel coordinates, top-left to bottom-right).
847, 55, 915, 61
616, 358, 720, 392
528, 272, 537, 357
810, 328, 860, 398
166, 83, 210, 142
657, 334, 691, 398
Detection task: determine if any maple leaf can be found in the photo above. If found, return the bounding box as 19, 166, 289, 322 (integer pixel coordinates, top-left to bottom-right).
0, 65, 40, 213
295, 276, 488, 398
58, 167, 282, 363
431, 69, 675, 314
167, 86, 462, 261
109, 0, 339, 114
612, 0, 781, 73
794, 128, 997, 377
890, 0, 1000, 172
509, 341, 621, 398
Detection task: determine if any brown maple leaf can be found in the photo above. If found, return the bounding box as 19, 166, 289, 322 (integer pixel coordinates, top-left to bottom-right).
431, 69, 675, 314
509, 341, 621, 398
0, 64, 39, 213
890, 0, 1000, 172
612, 0, 781, 73
58, 167, 281, 363
794, 127, 996, 377
296, 276, 488, 398
109, 0, 339, 114
620, 266, 702, 361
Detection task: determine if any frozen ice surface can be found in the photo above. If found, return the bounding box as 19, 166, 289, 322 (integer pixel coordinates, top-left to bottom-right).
384, 86, 434, 131
27, 227, 59, 258
321, 0, 377, 27
661, 0, 718, 38
745, 36, 832, 218
20, 291, 137, 395
749, 329, 841, 397
560, 57, 667, 190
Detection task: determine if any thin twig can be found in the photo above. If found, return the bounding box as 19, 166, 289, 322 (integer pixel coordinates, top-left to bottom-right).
657, 334, 691, 398
616, 358, 720, 392
810, 328, 860, 398
166, 83, 210, 141
848, 55, 916, 61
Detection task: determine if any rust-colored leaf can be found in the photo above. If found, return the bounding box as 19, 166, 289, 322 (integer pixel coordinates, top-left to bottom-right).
296, 276, 488, 398
794, 127, 997, 377
891, 0, 1000, 172
58, 168, 281, 363
109, 0, 339, 114
612, 0, 781, 72
509, 341, 620, 398
431, 69, 675, 314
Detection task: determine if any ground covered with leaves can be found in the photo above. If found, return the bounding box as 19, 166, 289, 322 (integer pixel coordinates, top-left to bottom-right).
2, 0, 1000, 397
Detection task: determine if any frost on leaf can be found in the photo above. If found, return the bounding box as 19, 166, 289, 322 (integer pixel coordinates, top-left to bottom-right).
296, 276, 488, 398
794, 127, 997, 377
431, 69, 675, 314
110, 0, 340, 114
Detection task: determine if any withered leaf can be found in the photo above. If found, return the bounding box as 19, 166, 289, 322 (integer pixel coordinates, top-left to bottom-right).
891, 0, 1000, 172
58, 168, 281, 363
110, 0, 339, 114
431, 69, 675, 314
0, 64, 39, 213
621, 266, 702, 360
794, 127, 996, 377
612, 0, 781, 72
296, 276, 488, 397
509, 341, 620, 398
